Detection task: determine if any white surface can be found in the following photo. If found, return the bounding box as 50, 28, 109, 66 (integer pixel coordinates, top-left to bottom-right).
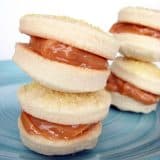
1, 0, 160, 60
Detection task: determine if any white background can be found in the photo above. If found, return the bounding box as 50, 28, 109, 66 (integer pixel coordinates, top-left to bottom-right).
1, 0, 160, 60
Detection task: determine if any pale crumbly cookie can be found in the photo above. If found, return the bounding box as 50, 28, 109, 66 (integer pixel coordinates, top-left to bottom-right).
18, 82, 111, 125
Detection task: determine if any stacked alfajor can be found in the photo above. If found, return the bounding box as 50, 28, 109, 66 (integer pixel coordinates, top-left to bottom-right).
107, 7, 160, 113
13, 14, 119, 155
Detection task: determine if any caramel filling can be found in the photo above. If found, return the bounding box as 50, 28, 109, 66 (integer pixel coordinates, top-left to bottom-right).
21, 111, 97, 140
106, 74, 159, 105
110, 22, 160, 39
29, 36, 108, 70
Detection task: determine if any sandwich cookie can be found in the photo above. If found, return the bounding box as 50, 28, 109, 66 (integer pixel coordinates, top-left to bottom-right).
18, 82, 111, 155
13, 14, 119, 92
110, 7, 160, 62
106, 57, 160, 113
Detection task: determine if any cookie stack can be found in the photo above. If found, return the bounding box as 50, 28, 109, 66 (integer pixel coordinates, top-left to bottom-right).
106, 7, 160, 113
13, 15, 119, 155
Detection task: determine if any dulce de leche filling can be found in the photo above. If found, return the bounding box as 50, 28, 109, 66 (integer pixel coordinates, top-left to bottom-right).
21, 111, 97, 140
110, 22, 160, 39
106, 74, 159, 105
29, 36, 108, 70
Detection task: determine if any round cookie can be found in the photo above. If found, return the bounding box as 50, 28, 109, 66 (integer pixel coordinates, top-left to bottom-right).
20, 14, 119, 59
118, 7, 160, 30
13, 44, 110, 93
111, 7, 160, 62
18, 82, 111, 125
111, 92, 157, 113
111, 57, 160, 95
107, 57, 160, 113
114, 33, 160, 62
18, 119, 101, 155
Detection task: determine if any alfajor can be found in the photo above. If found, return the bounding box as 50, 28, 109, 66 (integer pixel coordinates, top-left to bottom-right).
106, 57, 160, 113
13, 14, 119, 93
110, 7, 160, 62
18, 82, 111, 155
